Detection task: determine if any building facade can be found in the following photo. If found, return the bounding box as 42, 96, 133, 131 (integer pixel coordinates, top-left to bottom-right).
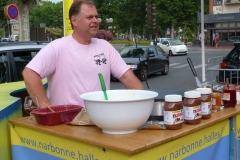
198, 0, 240, 46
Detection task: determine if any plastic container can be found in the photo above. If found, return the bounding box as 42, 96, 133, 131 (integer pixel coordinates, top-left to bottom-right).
163, 95, 183, 130
183, 91, 201, 125
80, 90, 158, 134
31, 105, 83, 126
196, 88, 212, 119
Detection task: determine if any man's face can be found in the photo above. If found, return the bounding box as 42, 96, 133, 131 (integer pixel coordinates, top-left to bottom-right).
73, 4, 99, 38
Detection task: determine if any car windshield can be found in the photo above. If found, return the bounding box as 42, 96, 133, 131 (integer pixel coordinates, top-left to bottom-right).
169, 39, 183, 46
120, 47, 146, 58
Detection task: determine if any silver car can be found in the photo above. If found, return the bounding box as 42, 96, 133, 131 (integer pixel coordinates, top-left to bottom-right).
0, 41, 47, 83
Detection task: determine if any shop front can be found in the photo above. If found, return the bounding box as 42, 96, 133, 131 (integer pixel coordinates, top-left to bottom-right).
197, 12, 240, 46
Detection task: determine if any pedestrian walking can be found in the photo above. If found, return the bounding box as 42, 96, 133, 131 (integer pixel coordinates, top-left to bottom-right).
215, 35, 219, 48
184, 37, 188, 45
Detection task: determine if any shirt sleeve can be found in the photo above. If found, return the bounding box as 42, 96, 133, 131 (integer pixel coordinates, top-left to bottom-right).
26, 43, 57, 78
108, 44, 129, 79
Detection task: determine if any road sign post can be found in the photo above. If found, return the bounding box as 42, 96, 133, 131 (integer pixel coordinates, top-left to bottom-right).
10, 19, 18, 24
4, 4, 19, 40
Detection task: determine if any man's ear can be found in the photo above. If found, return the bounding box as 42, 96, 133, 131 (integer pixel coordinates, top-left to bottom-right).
71, 15, 78, 28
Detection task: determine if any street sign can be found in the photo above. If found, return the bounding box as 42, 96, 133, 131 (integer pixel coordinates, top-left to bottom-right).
10, 19, 18, 24
5, 4, 19, 20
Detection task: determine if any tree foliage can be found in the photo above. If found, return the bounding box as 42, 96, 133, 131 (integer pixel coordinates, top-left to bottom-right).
29, 1, 63, 38
155, 0, 209, 34
29, 1, 63, 28
185, 27, 193, 41
94, 0, 147, 35
0, 0, 209, 39
0, 0, 10, 28
94, 0, 208, 37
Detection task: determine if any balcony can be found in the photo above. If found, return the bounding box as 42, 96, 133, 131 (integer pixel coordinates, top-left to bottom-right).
225, 0, 240, 5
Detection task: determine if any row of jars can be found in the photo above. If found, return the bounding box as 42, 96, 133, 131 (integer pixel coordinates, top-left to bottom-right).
163, 88, 221, 130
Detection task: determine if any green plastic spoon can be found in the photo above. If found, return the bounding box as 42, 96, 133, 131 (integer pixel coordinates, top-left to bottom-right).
98, 73, 108, 100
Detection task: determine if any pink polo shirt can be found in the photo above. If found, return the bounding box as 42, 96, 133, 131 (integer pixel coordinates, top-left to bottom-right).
26, 35, 129, 107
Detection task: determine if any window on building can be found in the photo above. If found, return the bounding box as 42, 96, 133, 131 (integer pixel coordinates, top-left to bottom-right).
221, 30, 228, 42
222, 23, 228, 28
214, 0, 222, 5
229, 23, 235, 27
237, 29, 240, 37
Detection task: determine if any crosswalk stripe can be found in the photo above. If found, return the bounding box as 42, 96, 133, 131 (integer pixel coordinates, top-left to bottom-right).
170, 63, 218, 69
172, 64, 189, 68
169, 63, 180, 67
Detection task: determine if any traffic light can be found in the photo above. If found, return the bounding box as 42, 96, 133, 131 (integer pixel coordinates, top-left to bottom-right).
145, 3, 156, 29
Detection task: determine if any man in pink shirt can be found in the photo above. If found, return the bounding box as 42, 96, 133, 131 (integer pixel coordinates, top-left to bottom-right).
22, 0, 144, 108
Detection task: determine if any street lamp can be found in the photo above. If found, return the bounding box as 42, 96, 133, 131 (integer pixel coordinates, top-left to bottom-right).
108, 26, 116, 35
97, 18, 114, 41
98, 18, 113, 30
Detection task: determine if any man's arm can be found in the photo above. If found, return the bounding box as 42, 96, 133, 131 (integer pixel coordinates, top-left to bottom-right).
22, 68, 50, 108
119, 69, 144, 90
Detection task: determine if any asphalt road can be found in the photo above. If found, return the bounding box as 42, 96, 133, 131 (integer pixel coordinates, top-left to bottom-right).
111, 44, 233, 91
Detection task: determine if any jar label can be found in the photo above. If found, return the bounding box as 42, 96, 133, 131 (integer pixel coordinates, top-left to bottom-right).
212, 98, 216, 105
164, 109, 184, 125
222, 93, 230, 101
212, 96, 222, 107
184, 106, 202, 120
201, 102, 211, 115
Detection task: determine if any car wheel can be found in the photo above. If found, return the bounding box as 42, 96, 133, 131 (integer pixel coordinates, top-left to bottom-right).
169, 50, 173, 56
139, 66, 148, 81
161, 62, 169, 75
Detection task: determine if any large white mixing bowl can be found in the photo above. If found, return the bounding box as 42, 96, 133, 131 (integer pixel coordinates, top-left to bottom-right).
80, 90, 158, 134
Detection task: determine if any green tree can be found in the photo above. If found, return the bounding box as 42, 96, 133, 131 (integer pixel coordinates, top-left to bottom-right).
29, 1, 63, 38
94, 0, 146, 37
0, 0, 10, 28
26, 0, 209, 39
185, 27, 193, 42
29, 1, 63, 28
155, 0, 208, 36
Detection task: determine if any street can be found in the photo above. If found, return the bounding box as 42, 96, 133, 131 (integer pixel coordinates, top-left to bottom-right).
111, 45, 233, 91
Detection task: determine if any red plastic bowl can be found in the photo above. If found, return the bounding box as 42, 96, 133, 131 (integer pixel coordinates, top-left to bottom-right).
31, 105, 83, 126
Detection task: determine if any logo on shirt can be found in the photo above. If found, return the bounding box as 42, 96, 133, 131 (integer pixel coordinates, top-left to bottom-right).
94, 53, 107, 65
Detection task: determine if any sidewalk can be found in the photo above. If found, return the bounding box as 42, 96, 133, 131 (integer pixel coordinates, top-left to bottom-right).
188, 45, 234, 51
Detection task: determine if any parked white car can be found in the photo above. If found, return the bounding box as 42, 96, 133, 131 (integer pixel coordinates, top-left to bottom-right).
160, 39, 188, 56
156, 38, 170, 45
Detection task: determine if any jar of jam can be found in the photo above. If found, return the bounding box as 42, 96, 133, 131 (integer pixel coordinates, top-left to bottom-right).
211, 92, 222, 112
196, 88, 212, 119
222, 78, 236, 108
184, 91, 201, 124
163, 95, 183, 130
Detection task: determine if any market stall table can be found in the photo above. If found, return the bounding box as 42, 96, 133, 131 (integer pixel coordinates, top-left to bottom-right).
0, 80, 47, 160
8, 106, 240, 160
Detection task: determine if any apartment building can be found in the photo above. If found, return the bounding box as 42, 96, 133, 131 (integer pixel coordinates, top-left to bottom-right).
198, 0, 240, 46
